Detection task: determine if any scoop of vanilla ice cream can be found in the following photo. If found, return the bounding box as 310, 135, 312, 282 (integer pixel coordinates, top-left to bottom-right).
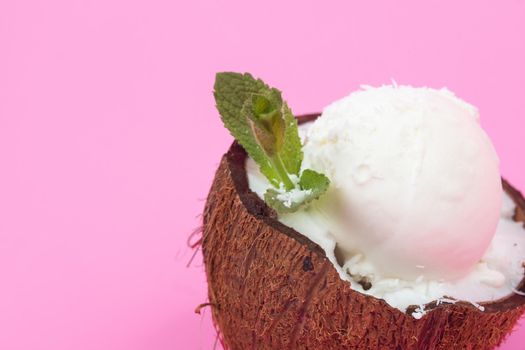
302, 85, 502, 280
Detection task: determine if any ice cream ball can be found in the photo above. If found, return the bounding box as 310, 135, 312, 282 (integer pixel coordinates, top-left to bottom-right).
302, 85, 502, 280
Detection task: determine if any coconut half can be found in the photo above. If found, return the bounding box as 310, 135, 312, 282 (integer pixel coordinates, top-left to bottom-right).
202, 114, 525, 350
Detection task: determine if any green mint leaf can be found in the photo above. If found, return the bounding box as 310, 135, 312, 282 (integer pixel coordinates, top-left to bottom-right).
280, 104, 302, 175
264, 188, 304, 213
214, 73, 276, 185
264, 169, 331, 214
241, 93, 281, 156
214, 72, 302, 190
214, 71, 331, 214
299, 169, 330, 195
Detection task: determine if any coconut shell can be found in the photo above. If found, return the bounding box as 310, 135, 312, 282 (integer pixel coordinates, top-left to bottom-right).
202, 114, 525, 350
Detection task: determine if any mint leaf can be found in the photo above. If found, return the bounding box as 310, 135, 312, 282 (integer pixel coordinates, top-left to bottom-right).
214, 72, 301, 190
214, 73, 280, 187
241, 93, 281, 156
264, 188, 304, 213
280, 104, 302, 175
299, 169, 330, 194
213, 72, 330, 213
264, 170, 330, 213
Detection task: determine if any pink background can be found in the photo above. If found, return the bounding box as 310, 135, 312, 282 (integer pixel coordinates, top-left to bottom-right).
1, 1, 525, 349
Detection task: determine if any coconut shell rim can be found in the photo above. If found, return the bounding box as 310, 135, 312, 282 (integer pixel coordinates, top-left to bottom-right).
224, 112, 525, 314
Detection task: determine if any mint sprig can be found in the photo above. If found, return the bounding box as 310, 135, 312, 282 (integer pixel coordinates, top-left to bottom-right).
264, 169, 330, 213
214, 72, 330, 213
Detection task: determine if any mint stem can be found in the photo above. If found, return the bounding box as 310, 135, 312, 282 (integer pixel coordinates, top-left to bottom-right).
271, 155, 295, 191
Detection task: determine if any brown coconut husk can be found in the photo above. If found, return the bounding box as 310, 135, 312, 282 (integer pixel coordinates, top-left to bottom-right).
202, 114, 525, 350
